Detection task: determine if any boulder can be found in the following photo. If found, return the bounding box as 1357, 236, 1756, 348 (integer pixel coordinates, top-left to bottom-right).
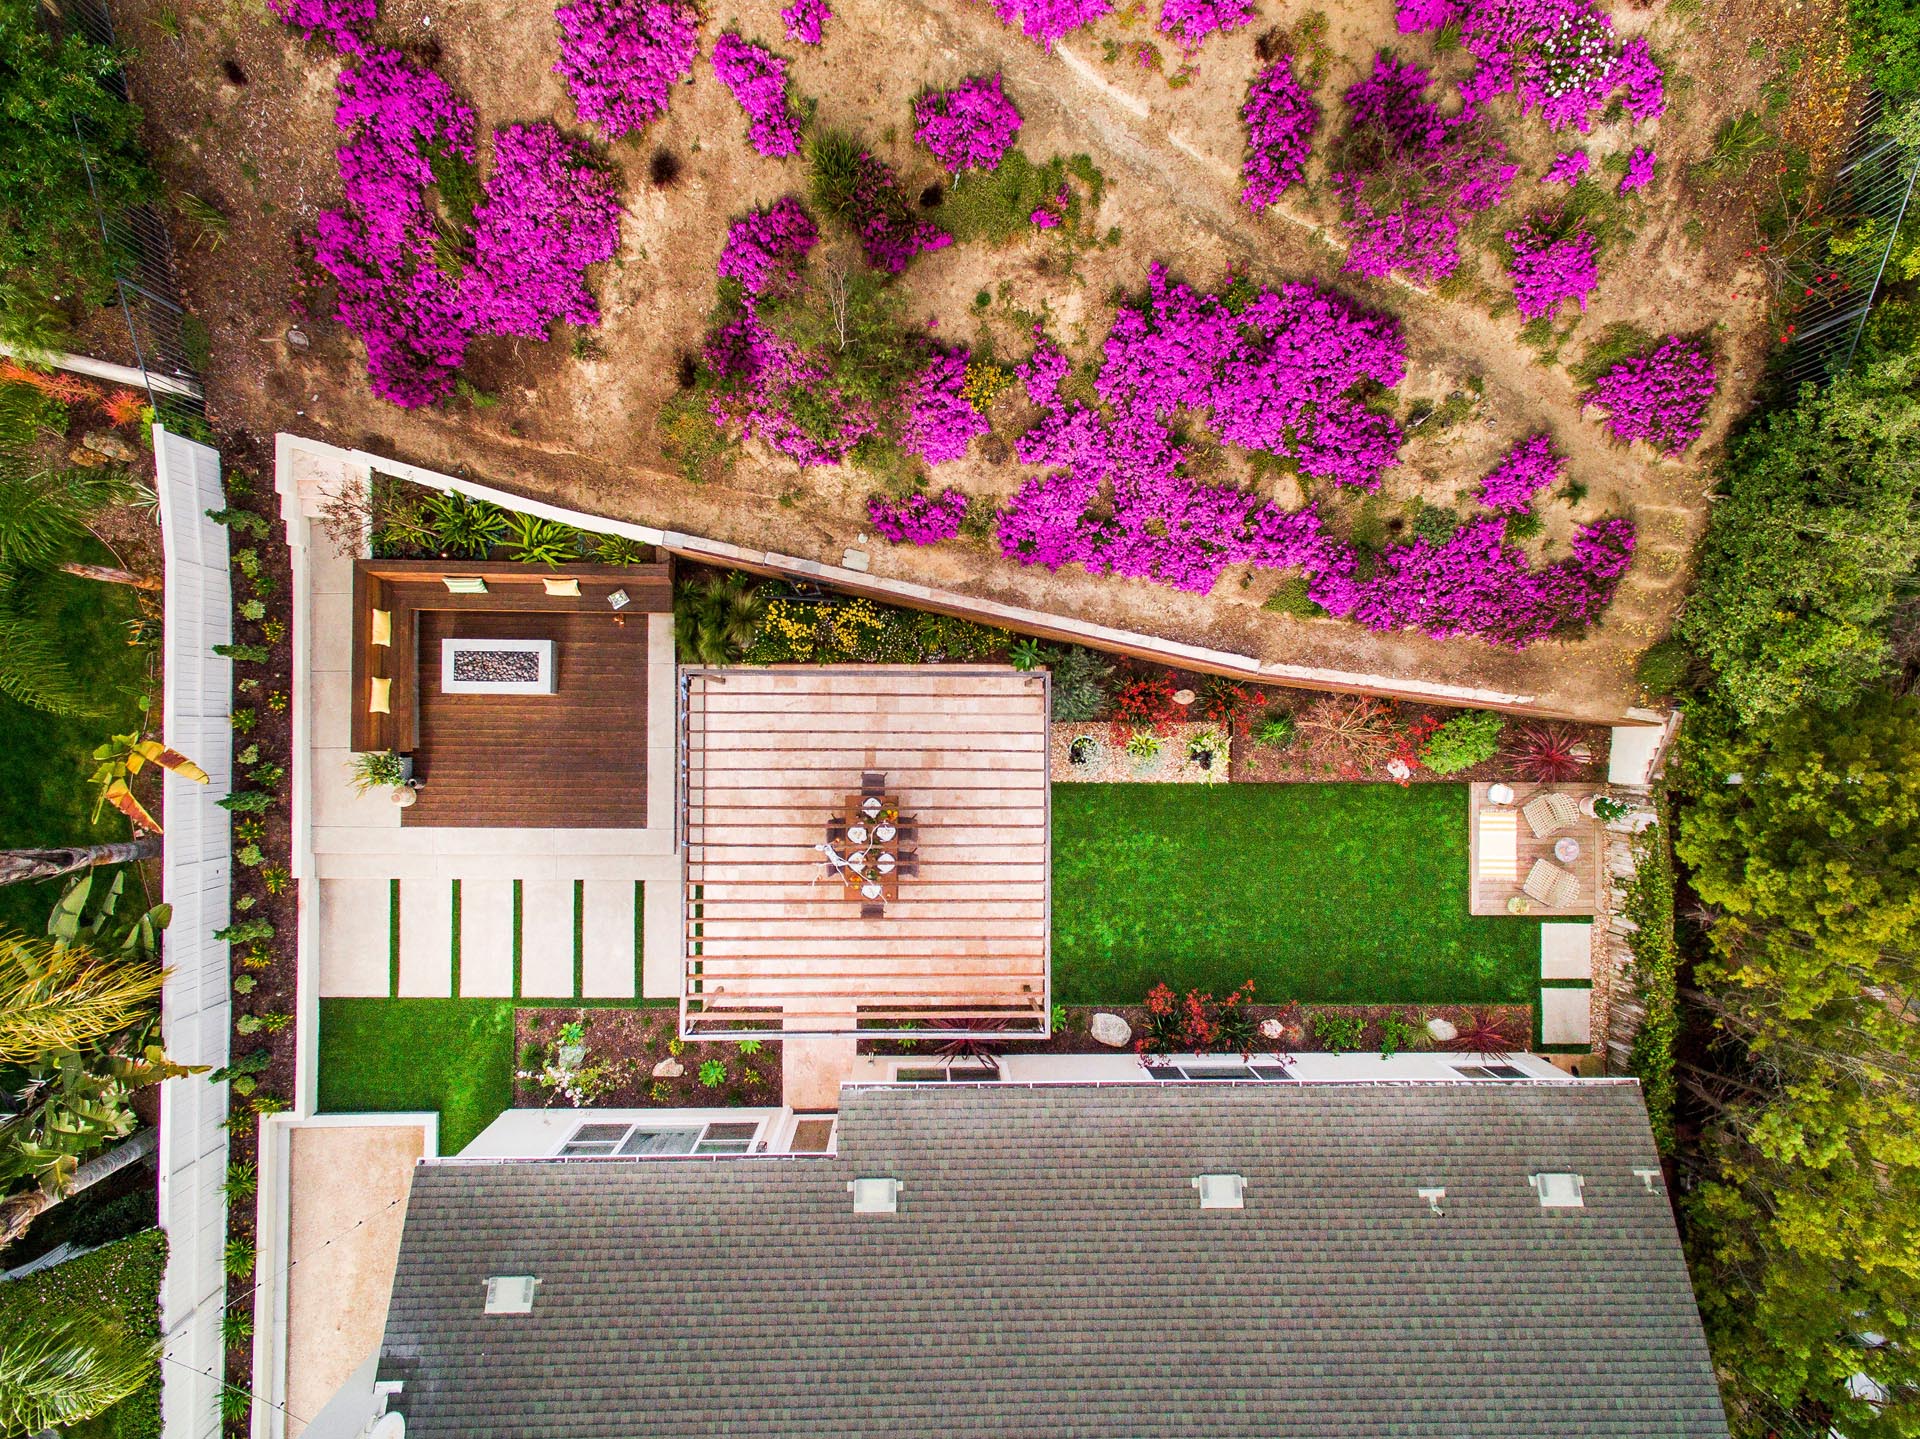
1258, 1018, 1286, 1041
1426, 1017, 1458, 1043
68, 445, 109, 468
1089, 1012, 1131, 1048
82, 430, 137, 463
650, 1057, 685, 1079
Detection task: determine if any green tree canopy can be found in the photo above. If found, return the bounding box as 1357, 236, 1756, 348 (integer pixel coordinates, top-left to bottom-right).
1680, 355, 1920, 725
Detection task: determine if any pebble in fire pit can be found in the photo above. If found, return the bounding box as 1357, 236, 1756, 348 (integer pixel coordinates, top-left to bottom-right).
451, 649, 543, 684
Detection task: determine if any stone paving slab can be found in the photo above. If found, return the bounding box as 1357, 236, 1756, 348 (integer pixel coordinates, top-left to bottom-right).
317, 878, 392, 997
459, 878, 516, 998
1541, 986, 1594, 1046
397, 879, 453, 997
580, 880, 638, 999
1541, 922, 1594, 981
519, 879, 577, 999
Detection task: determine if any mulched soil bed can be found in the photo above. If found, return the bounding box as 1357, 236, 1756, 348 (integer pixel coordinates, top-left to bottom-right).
863, 1003, 1537, 1058
1229, 699, 1611, 785
514, 1008, 783, 1109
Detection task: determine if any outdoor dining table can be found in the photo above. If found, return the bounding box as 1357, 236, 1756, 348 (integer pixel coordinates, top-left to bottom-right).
833, 792, 906, 903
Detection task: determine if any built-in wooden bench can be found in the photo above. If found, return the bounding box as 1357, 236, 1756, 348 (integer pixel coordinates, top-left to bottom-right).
349, 558, 671, 755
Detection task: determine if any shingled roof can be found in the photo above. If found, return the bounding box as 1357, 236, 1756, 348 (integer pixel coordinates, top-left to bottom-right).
377, 1082, 1728, 1439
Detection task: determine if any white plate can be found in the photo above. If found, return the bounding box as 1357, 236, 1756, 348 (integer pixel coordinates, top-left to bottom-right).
848, 825, 869, 844
877, 853, 896, 873
875, 824, 896, 842
861, 882, 882, 899
862, 797, 882, 817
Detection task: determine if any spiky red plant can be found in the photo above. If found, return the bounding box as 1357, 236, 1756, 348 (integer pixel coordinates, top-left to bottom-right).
1513, 723, 1588, 783
1445, 1010, 1524, 1059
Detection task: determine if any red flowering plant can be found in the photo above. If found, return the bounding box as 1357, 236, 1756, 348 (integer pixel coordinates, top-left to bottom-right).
1386, 711, 1442, 783
1109, 673, 1182, 742
1136, 979, 1258, 1058
1197, 678, 1270, 736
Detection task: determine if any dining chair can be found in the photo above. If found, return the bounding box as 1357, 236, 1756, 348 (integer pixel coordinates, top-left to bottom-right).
861, 771, 885, 794
860, 902, 885, 919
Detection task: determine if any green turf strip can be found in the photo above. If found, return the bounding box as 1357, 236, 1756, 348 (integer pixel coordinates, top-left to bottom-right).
1050, 783, 1537, 1008
317, 998, 515, 1154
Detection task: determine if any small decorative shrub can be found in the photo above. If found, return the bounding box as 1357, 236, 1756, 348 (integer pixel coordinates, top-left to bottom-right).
350, 750, 407, 792
1419, 709, 1505, 775
698, 1058, 728, 1088
1583, 334, 1715, 453
552, 0, 699, 138
1239, 56, 1318, 208
1124, 728, 1163, 761
1138, 979, 1255, 1055
914, 74, 1021, 175
1160, 0, 1254, 48
900, 354, 990, 464
1592, 794, 1632, 823
1009, 638, 1044, 670
1618, 146, 1656, 194
781, 0, 830, 44
712, 33, 804, 158
1541, 150, 1589, 184
1635, 636, 1693, 697
1378, 1012, 1419, 1059
1512, 723, 1589, 782
1477, 433, 1564, 513
1050, 647, 1114, 722
868, 488, 970, 544
1254, 712, 1296, 749
717, 195, 819, 297
986, 0, 1114, 49
1309, 1011, 1366, 1051
1505, 219, 1597, 322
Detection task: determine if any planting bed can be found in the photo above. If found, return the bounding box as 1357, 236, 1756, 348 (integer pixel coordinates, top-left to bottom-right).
114, 0, 1834, 718
515, 1007, 784, 1109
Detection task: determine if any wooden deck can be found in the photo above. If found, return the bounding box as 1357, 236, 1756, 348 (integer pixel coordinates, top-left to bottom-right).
1467, 782, 1601, 916
403, 610, 649, 829
682, 666, 1050, 1037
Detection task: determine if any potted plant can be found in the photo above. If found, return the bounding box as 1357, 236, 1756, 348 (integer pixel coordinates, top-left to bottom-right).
350, 749, 411, 794
1582, 793, 1632, 822
1187, 729, 1228, 781
1067, 734, 1103, 768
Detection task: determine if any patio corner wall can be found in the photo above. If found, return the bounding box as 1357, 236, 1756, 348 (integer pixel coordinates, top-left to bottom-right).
155, 425, 236, 1439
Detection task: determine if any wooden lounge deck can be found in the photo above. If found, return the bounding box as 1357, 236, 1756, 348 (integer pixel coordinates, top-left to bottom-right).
1467, 782, 1602, 916
682, 666, 1051, 1038
404, 610, 650, 828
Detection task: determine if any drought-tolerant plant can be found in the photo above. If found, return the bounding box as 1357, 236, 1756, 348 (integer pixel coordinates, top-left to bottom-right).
420, 491, 508, 558
1445, 1008, 1521, 1057
1123, 728, 1163, 761
1253, 711, 1296, 749
1160, 0, 1254, 47
674, 571, 766, 664
1239, 55, 1319, 208
914, 74, 1021, 175
1511, 722, 1589, 782
717, 196, 818, 296
1505, 218, 1597, 321
1008, 637, 1044, 671
986, 0, 1113, 49
1584, 334, 1715, 453
1418, 708, 1505, 775
1048, 645, 1114, 721
224, 1161, 257, 1200
1541, 149, 1589, 184
551, 0, 699, 138
349, 749, 407, 793
781, 0, 830, 43
1618, 145, 1656, 194
1378, 1011, 1419, 1058
900, 354, 990, 465
698, 1058, 727, 1088
1476, 432, 1564, 513
711, 33, 805, 158
1137, 979, 1255, 1055
1309, 1011, 1366, 1051
868, 488, 969, 543
505, 512, 581, 566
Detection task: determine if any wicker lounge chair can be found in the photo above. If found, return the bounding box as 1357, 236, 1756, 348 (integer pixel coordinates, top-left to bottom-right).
1522, 791, 1580, 839
1523, 858, 1580, 909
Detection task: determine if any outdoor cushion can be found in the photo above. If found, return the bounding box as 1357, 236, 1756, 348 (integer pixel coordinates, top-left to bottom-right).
1477, 810, 1518, 879
442, 575, 488, 595
542, 577, 582, 597
369, 676, 392, 714
370, 607, 392, 645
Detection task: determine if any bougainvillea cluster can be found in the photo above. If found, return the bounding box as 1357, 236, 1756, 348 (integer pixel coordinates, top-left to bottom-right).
900, 352, 992, 464
712, 32, 804, 157
552, 0, 700, 138
1506, 219, 1598, 320
716, 195, 818, 295
1619, 146, 1657, 193
913, 74, 1022, 174
465, 124, 622, 338
1476, 432, 1565, 512
1332, 55, 1515, 285
1396, 0, 1666, 133
1584, 334, 1715, 453
1239, 57, 1319, 209
987, 0, 1113, 48
869, 487, 971, 543
1158, 0, 1254, 48
1541, 149, 1589, 184
269, 0, 375, 52
990, 265, 1635, 644
781, 0, 831, 44
842, 147, 953, 271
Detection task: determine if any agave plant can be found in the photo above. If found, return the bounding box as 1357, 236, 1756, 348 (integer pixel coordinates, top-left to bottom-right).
1512, 723, 1590, 783
675, 571, 766, 664
1445, 1009, 1524, 1059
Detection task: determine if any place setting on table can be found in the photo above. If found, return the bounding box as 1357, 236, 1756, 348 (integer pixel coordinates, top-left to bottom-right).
819, 785, 919, 908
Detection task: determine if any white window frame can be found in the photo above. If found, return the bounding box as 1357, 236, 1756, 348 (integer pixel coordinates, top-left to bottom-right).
557, 1117, 765, 1157
1450, 1063, 1537, 1081
1141, 1056, 1296, 1081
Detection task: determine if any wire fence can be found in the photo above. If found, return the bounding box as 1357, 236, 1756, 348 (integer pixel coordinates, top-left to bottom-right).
47, 0, 209, 432
1776, 91, 1920, 393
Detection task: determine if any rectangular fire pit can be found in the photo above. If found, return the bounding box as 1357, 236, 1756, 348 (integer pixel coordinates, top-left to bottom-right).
441, 638, 557, 694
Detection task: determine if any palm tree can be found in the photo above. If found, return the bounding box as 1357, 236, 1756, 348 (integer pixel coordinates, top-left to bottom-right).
0, 1309, 160, 1433
675, 571, 767, 664
0, 840, 159, 889
0, 931, 163, 1065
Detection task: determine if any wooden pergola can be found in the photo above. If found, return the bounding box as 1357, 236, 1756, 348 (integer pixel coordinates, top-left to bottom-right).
680, 666, 1050, 1039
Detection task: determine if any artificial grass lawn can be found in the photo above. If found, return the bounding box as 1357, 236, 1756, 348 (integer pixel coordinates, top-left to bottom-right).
0, 1228, 167, 1439
0, 567, 149, 936
1051, 783, 1537, 1007
317, 998, 516, 1154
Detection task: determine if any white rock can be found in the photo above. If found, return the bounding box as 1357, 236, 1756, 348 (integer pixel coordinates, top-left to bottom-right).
1426, 1017, 1458, 1043
650, 1057, 685, 1079
1089, 1012, 1131, 1048
1258, 1018, 1287, 1040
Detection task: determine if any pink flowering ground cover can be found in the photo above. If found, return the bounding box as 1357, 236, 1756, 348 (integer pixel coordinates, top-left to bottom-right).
843, 147, 953, 271
1332, 55, 1514, 285
1159, 0, 1255, 49
1396, 0, 1665, 134
716, 195, 818, 296
781, 0, 831, 44
464, 123, 622, 338
712, 32, 804, 158
1476, 432, 1565, 512
552, 0, 700, 138
1239, 57, 1318, 209
269, 0, 375, 52
1541, 149, 1589, 184
1619, 146, 1657, 193
869, 487, 970, 544
986, 0, 1113, 48
900, 353, 991, 464
1584, 334, 1715, 453
1506, 220, 1597, 321
914, 74, 1021, 175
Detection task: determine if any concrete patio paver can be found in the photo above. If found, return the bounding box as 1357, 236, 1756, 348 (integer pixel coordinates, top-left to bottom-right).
1541, 987, 1594, 1046
519, 879, 577, 999
580, 879, 639, 999
397, 879, 453, 997
318, 878, 392, 997
1541, 922, 1595, 981
458, 878, 516, 997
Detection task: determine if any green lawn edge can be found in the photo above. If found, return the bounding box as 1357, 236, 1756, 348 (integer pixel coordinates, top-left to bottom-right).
317, 998, 516, 1154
